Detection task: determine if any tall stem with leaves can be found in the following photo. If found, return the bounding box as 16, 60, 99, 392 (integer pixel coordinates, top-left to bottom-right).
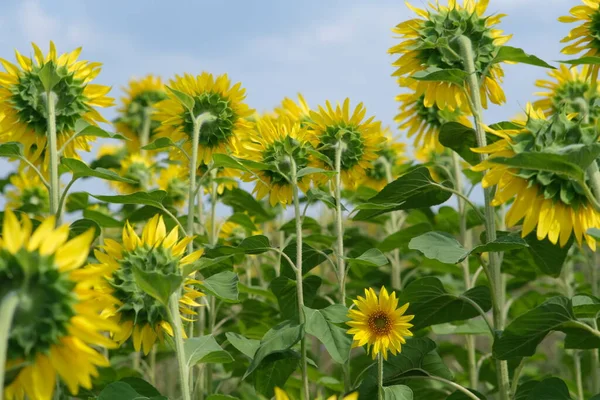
45, 91, 60, 220
383, 159, 402, 290
168, 293, 192, 400
205, 171, 219, 396
290, 157, 310, 400
456, 35, 509, 400
451, 152, 478, 389
377, 353, 384, 400
334, 142, 346, 304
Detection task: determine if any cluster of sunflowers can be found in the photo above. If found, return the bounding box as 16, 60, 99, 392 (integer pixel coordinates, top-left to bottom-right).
2, 0, 600, 400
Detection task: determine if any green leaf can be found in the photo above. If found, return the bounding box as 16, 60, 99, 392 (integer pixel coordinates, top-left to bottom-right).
296, 167, 335, 178
221, 188, 272, 220
225, 332, 261, 358
347, 248, 389, 267
431, 319, 491, 336
212, 153, 272, 172
97, 381, 167, 400
38, 63, 62, 92
82, 209, 122, 228
61, 158, 136, 183
358, 338, 453, 398
378, 224, 432, 253
319, 304, 350, 323
243, 321, 304, 378
73, 120, 127, 141
397, 277, 492, 331
68, 219, 100, 241
572, 294, 600, 319
470, 234, 528, 254
142, 137, 185, 151
226, 213, 259, 233
65, 192, 89, 212
131, 266, 183, 306
237, 235, 272, 254
199, 271, 239, 303
514, 378, 571, 400
439, 122, 500, 165
0, 142, 24, 158
525, 233, 572, 277
353, 167, 452, 221
166, 85, 195, 112
306, 188, 344, 210
185, 336, 234, 365
183, 255, 234, 277
383, 385, 414, 400
252, 351, 299, 397
490, 152, 585, 183
409, 232, 467, 264
411, 67, 468, 86
559, 56, 600, 66
118, 377, 162, 397
303, 306, 352, 364
588, 227, 600, 241
493, 296, 597, 359
494, 46, 554, 69
91, 190, 167, 208
280, 240, 331, 279
270, 276, 322, 319
206, 395, 240, 400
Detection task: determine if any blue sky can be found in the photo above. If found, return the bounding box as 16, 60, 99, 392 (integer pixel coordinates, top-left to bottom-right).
0, 0, 576, 204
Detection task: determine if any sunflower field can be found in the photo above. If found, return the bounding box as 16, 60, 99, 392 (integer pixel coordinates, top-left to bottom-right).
2, 1, 600, 399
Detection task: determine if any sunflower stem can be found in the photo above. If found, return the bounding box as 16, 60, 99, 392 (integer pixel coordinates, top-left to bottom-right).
587, 160, 600, 207
45, 91, 60, 221
377, 353, 384, 400
168, 292, 191, 400
590, 251, 600, 394
0, 292, 19, 400
290, 157, 310, 400
383, 159, 403, 290
334, 141, 346, 304
456, 34, 510, 400
140, 107, 152, 155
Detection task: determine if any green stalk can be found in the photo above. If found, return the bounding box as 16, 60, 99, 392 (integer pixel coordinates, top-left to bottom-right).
383, 159, 402, 290
377, 353, 384, 400
590, 251, 600, 394
451, 152, 478, 389
168, 292, 191, 400
45, 91, 60, 220
290, 158, 310, 400
334, 142, 346, 304
205, 173, 218, 396
574, 351, 584, 400
0, 292, 19, 400
140, 107, 152, 154
587, 161, 600, 208
456, 35, 509, 400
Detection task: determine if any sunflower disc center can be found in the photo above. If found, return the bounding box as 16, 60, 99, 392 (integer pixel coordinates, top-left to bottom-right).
181, 92, 237, 148
368, 311, 392, 335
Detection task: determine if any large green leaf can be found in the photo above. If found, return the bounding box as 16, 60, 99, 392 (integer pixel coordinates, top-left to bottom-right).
559, 56, 600, 66
73, 120, 127, 141
225, 332, 261, 358
62, 158, 136, 183
514, 378, 571, 400
91, 190, 167, 208
142, 137, 186, 151
525, 234, 573, 278
82, 209, 122, 228
438, 122, 497, 166
221, 188, 272, 220
243, 321, 304, 378
397, 277, 492, 331
65, 192, 89, 212
408, 232, 467, 264
0, 142, 24, 158
347, 248, 389, 267
199, 271, 239, 303
97, 381, 166, 400
131, 266, 183, 306
68, 219, 100, 241
494, 296, 600, 359
303, 305, 352, 364
383, 385, 414, 400
270, 276, 322, 319
280, 240, 331, 279
410, 67, 468, 86
489, 152, 585, 183
358, 338, 453, 398
212, 153, 272, 172
165, 85, 195, 111
493, 46, 554, 69
378, 224, 432, 253
185, 336, 234, 365
252, 351, 299, 397
353, 167, 452, 221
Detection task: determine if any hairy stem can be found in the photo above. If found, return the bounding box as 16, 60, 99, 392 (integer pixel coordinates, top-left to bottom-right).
140, 107, 152, 154
574, 352, 584, 400
457, 34, 509, 400
291, 158, 310, 400
383, 158, 403, 289
168, 293, 191, 400
45, 91, 60, 221
334, 142, 346, 303
378, 354, 384, 400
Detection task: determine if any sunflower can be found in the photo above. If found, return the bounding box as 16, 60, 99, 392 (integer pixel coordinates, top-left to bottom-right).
274, 387, 358, 400
108, 153, 154, 194
96, 215, 204, 355
533, 64, 599, 119
472, 104, 600, 249
347, 287, 414, 360
1, 210, 118, 400
157, 164, 188, 209
395, 78, 472, 151
360, 129, 408, 191
5, 169, 50, 214
240, 116, 313, 206
115, 75, 167, 151
389, 0, 510, 112
307, 99, 385, 188
219, 216, 262, 243
559, 0, 600, 81
274, 93, 312, 125
0, 41, 114, 169
153, 72, 254, 165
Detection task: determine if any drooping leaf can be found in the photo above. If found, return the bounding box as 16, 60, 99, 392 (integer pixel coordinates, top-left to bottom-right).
489, 152, 585, 183
131, 266, 183, 306
243, 321, 304, 378
514, 378, 571, 400
118, 377, 162, 397
494, 46, 554, 69
397, 277, 492, 331
225, 332, 261, 358
470, 234, 528, 254
212, 153, 272, 172
296, 167, 335, 178
411, 67, 468, 86
91, 190, 167, 208
185, 336, 233, 366
97, 381, 167, 400
524, 233, 573, 277
68, 219, 100, 241
409, 232, 468, 264
269, 276, 322, 319
559, 56, 600, 66
165, 85, 195, 111
303, 306, 352, 364
439, 122, 500, 165
142, 137, 186, 151
353, 167, 452, 221
82, 209, 122, 228
65, 192, 89, 212
252, 351, 299, 397
347, 248, 389, 268
221, 188, 272, 220
61, 158, 136, 183
383, 385, 414, 400
0, 142, 24, 158
73, 120, 127, 141
280, 240, 331, 279
199, 271, 239, 303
